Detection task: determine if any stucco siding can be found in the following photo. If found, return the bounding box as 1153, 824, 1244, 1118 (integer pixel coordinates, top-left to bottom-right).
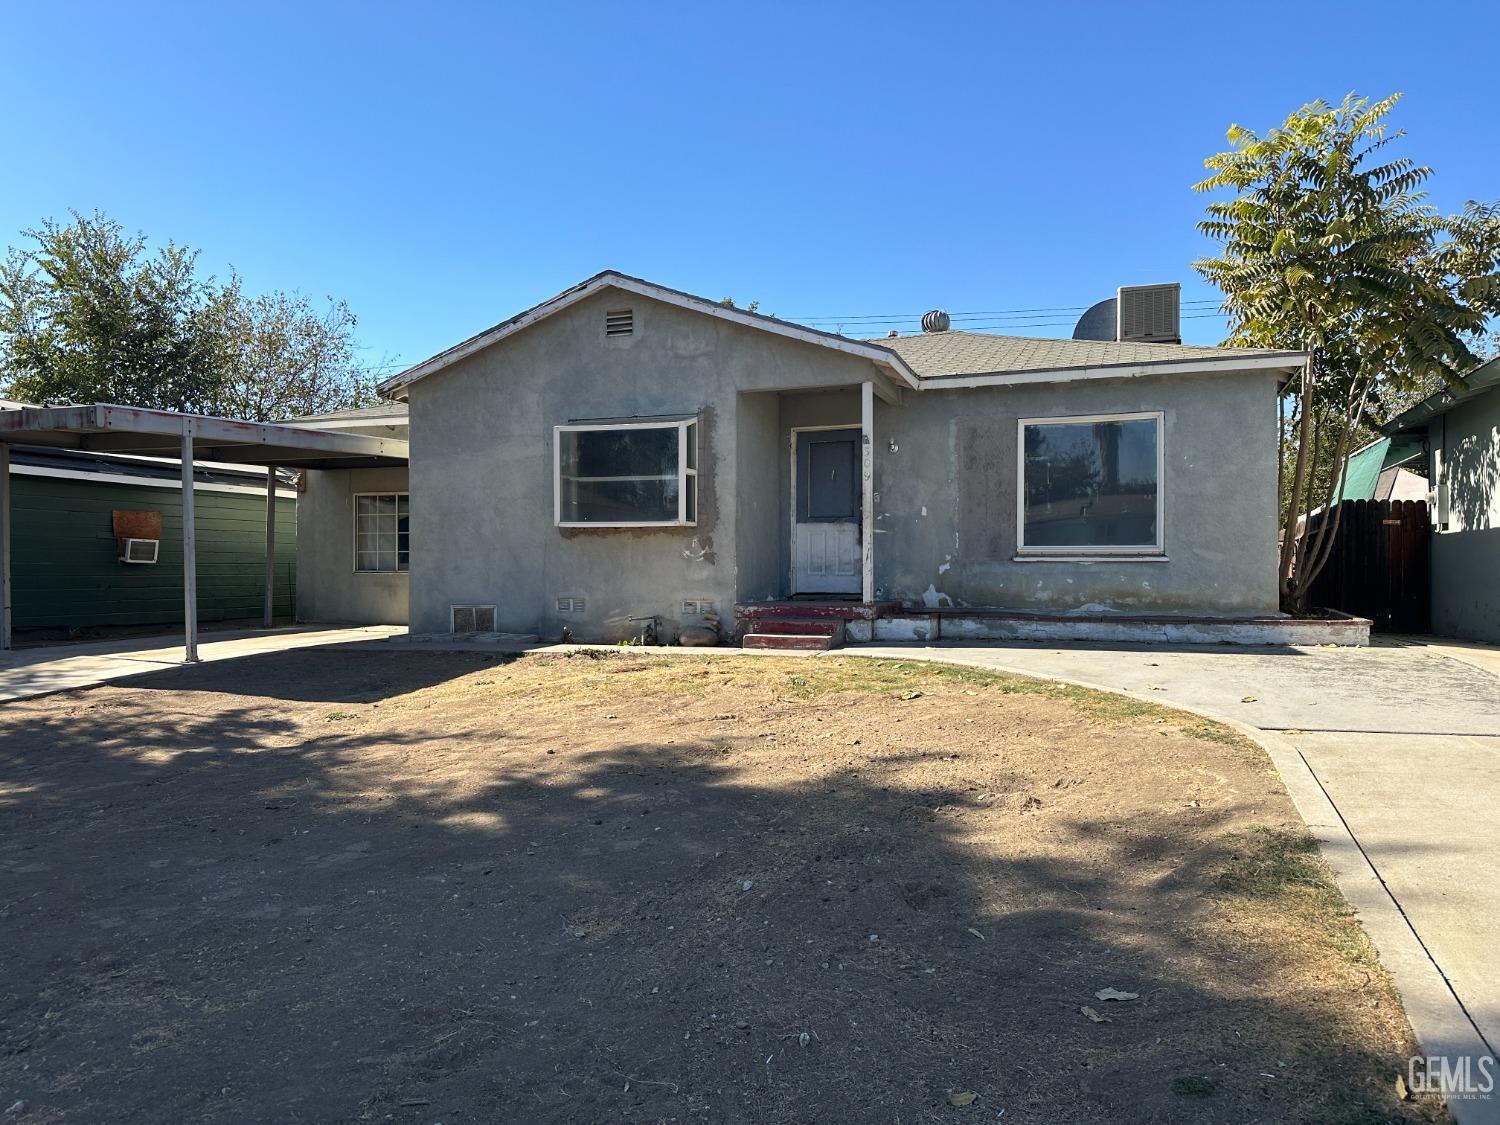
399, 285, 1282, 639
296, 466, 410, 624
871, 371, 1281, 615
1428, 390, 1500, 641
406, 290, 881, 641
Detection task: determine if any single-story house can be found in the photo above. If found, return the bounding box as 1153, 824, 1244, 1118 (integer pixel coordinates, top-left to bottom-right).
1382, 355, 1500, 642
292, 271, 1326, 646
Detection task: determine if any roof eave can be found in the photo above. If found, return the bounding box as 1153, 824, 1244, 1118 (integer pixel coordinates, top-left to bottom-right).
913, 351, 1305, 389
377, 271, 921, 399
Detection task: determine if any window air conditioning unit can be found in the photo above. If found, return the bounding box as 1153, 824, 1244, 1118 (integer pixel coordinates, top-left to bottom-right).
119, 537, 160, 565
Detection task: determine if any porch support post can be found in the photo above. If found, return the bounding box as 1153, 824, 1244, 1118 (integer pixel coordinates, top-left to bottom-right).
181, 421, 199, 663
0, 443, 11, 651
262, 465, 277, 628
860, 380, 875, 604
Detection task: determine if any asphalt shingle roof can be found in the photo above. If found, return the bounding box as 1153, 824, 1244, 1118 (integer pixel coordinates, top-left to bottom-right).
290, 402, 409, 423
866, 331, 1299, 379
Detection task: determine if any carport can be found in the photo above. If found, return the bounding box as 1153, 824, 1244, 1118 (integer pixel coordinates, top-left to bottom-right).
0, 404, 408, 659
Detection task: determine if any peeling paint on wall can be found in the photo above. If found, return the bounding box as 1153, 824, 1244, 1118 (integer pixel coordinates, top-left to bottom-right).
681, 536, 714, 563
921, 583, 953, 608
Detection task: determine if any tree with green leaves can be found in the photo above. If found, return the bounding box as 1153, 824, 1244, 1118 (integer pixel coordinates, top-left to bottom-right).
1194, 93, 1500, 610
204, 279, 377, 422
0, 210, 378, 421
0, 212, 221, 411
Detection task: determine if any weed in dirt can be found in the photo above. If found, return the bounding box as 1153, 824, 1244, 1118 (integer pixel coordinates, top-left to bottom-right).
1218, 825, 1384, 972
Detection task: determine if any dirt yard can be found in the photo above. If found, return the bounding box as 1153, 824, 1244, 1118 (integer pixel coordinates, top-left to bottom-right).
0, 649, 1444, 1123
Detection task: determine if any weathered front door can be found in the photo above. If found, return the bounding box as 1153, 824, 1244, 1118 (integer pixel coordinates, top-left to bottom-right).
793, 428, 861, 594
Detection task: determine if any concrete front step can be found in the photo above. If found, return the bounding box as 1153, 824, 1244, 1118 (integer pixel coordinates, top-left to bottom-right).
752, 617, 843, 637
742, 632, 840, 652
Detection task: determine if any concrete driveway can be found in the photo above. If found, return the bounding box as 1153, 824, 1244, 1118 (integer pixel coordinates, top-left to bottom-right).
0, 625, 404, 704
848, 636, 1500, 1122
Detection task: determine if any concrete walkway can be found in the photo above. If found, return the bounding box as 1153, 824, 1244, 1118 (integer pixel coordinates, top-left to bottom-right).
0, 625, 404, 704
845, 636, 1500, 1122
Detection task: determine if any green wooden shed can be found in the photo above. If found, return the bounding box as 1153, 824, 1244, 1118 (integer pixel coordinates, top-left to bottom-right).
7, 447, 296, 635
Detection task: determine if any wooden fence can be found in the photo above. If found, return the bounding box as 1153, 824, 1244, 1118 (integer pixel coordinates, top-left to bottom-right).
1303, 499, 1430, 633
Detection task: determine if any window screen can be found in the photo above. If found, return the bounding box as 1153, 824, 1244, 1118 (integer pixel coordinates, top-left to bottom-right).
556, 419, 697, 526
1020, 416, 1161, 552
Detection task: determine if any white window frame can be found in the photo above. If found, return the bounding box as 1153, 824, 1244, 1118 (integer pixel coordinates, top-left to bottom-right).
1016, 411, 1165, 557
553, 417, 698, 528
353, 491, 410, 573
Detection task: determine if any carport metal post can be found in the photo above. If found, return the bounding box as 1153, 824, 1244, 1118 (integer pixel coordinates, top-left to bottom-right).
263, 465, 276, 628
181, 420, 199, 662
1, 442, 11, 651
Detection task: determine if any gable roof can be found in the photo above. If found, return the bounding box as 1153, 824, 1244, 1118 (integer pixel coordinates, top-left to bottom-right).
376, 270, 1305, 399
872, 330, 1302, 382
378, 271, 922, 399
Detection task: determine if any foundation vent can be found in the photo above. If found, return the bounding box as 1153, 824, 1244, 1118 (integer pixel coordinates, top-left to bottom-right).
450, 605, 496, 633
556, 596, 587, 614
605, 308, 634, 337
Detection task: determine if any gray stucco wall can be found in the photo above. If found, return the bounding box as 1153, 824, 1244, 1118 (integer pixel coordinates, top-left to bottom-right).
401, 286, 1282, 640
296, 465, 410, 624
406, 290, 881, 641
1428, 389, 1500, 641
871, 372, 1282, 616
1432, 528, 1500, 642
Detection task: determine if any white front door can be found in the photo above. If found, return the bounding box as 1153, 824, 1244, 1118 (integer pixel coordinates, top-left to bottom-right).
793, 428, 862, 595
795, 522, 860, 593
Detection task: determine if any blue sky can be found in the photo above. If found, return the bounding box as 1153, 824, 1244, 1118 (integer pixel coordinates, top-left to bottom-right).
4, 1, 1496, 372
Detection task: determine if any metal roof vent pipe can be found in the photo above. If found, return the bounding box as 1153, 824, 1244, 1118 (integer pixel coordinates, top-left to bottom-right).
921, 309, 951, 333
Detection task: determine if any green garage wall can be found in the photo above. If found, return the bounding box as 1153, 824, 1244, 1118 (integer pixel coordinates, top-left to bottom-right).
10, 475, 297, 630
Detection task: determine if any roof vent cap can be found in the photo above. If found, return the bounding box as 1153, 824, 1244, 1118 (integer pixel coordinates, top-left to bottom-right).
920, 309, 950, 333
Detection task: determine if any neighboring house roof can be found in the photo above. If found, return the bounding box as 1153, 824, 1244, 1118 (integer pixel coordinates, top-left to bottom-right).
7, 446, 298, 496
870, 330, 1301, 381
1375, 466, 1429, 502
1333, 435, 1426, 503
291, 402, 409, 423
1382, 355, 1500, 436
376, 270, 1305, 399
287, 401, 409, 431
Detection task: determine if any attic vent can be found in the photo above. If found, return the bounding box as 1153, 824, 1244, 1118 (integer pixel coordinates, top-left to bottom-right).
450, 605, 496, 633
556, 596, 587, 614
1116, 283, 1181, 344
605, 308, 634, 337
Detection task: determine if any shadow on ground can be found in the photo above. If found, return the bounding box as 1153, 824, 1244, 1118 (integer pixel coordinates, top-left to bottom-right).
0, 650, 1440, 1124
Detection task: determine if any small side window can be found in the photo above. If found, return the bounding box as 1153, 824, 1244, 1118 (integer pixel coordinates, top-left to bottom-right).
355, 492, 410, 571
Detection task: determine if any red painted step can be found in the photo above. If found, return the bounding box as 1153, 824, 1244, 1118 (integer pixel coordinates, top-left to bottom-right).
742, 632, 839, 651
752, 617, 842, 637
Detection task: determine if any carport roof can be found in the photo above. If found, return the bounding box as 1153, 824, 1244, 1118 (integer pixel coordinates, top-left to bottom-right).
0, 404, 408, 469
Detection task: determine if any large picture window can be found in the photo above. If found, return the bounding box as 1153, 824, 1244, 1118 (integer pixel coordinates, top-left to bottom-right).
554, 417, 698, 527
1017, 413, 1163, 555
354, 493, 409, 572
